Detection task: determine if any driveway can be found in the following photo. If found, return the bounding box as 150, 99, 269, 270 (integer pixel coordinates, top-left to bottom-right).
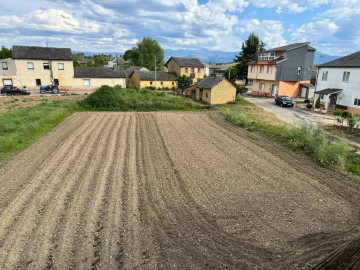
242, 95, 336, 127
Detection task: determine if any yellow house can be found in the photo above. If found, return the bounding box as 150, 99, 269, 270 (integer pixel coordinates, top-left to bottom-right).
0, 45, 74, 90
164, 56, 204, 83
73, 67, 126, 90
128, 70, 176, 89
192, 76, 236, 105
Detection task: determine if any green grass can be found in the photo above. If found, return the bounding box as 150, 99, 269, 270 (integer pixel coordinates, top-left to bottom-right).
220, 98, 360, 176
79, 85, 202, 111
0, 100, 79, 163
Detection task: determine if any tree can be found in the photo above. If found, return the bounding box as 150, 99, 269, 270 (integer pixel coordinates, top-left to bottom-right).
124, 37, 164, 71
223, 66, 238, 83
234, 33, 265, 85
175, 75, 193, 94
0, 46, 12, 59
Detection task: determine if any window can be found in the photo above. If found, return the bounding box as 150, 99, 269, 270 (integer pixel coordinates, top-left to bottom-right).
150, 81, 153, 85
36, 79, 41, 86
205, 93, 208, 98
3, 79, 12, 86
58, 63, 64, 70
172, 82, 175, 85
197, 68, 201, 73
160, 82, 163, 86
342, 71, 350, 82
185, 68, 188, 74
260, 66, 264, 73
43, 63, 50, 70
321, 71, 328, 81
27, 62, 34, 70
354, 99, 360, 106
2, 62, 8, 70
297, 67, 301, 75
83, 79, 90, 86
259, 83, 265, 91
191, 68, 194, 74
267, 66, 272, 74
54, 79, 59, 86
320, 94, 325, 99
250, 65, 255, 73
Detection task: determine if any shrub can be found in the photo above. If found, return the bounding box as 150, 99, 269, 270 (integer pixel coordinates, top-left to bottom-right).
304, 99, 310, 104
306, 103, 313, 109
236, 86, 248, 95
315, 96, 321, 109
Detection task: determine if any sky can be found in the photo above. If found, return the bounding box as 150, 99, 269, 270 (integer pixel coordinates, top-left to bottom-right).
0, 0, 359, 56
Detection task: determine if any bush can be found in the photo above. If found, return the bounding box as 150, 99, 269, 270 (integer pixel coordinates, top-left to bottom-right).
306, 103, 313, 109
236, 86, 248, 95
79, 85, 202, 112
304, 99, 310, 104
315, 96, 321, 109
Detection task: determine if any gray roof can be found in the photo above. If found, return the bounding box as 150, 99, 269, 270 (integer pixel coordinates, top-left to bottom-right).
165, 57, 204, 68
124, 66, 149, 77
263, 43, 316, 53
74, 67, 126, 78
314, 88, 342, 95
12, 45, 72, 60
197, 76, 223, 89
319, 51, 360, 67
132, 71, 176, 81
300, 83, 315, 88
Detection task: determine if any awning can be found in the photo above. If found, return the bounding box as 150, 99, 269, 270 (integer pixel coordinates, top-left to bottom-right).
314, 88, 342, 95
300, 83, 315, 88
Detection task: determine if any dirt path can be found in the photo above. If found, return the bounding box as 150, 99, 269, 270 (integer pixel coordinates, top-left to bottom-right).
0, 112, 359, 269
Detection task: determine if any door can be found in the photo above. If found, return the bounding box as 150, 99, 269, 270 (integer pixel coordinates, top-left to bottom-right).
329, 93, 338, 109
300, 87, 307, 98
271, 85, 278, 96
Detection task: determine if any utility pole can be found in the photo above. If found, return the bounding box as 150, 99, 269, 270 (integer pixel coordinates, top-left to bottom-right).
155, 56, 157, 89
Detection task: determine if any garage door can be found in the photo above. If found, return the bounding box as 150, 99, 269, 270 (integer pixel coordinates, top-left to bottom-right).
3, 79, 13, 86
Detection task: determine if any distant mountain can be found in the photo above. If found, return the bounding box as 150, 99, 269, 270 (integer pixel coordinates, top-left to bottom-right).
164, 49, 237, 64
74, 49, 340, 66
314, 51, 340, 65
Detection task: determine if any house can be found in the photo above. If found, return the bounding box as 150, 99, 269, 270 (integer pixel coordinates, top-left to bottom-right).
73, 67, 126, 89
165, 57, 205, 83
124, 66, 149, 86
0, 45, 74, 89
204, 62, 227, 77
247, 43, 315, 97
190, 75, 236, 105
107, 57, 129, 69
314, 51, 360, 115
128, 70, 176, 89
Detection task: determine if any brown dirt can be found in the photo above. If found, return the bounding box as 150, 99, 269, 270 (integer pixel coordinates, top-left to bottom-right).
0, 112, 359, 270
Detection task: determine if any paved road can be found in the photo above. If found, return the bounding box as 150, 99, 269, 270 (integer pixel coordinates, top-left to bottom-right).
242, 95, 336, 127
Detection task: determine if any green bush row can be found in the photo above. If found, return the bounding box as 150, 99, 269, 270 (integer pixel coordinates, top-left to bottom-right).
79, 85, 201, 111
223, 110, 360, 175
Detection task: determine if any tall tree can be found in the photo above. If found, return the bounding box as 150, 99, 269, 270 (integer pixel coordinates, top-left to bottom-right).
234, 33, 265, 84
223, 66, 238, 83
125, 37, 164, 71
175, 75, 193, 94
0, 46, 12, 59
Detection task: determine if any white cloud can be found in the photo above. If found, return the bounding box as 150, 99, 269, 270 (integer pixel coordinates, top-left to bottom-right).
237, 19, 287, 49
249, 0, 330, 13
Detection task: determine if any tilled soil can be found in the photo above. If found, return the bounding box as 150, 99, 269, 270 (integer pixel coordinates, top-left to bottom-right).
0, 112, 359, 270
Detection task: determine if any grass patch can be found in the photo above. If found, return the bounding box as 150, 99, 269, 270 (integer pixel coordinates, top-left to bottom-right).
79, 85, 202, 111
220, 99, 360, 176
0, 100, 79, 163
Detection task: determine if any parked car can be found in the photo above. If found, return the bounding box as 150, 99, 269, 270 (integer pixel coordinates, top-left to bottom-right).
275, 95, 294, 107
0, 86, 30, 96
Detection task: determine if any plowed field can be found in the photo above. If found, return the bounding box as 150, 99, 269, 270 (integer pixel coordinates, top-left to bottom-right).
0, 112, 359, 269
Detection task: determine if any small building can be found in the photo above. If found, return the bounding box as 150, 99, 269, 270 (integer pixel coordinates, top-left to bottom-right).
165, 56, 205, 83
247, 42, 316, 97
314, 51, 360, 115
73, 67, 126, 90
192, 75, 236, 105
0, 45, 74, 90
128, 70, 176, 89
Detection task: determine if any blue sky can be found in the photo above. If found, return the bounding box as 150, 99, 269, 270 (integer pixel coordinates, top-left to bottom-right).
0, 0, 359, 56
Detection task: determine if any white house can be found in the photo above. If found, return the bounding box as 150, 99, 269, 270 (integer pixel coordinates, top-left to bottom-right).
314, 51, 360, 115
